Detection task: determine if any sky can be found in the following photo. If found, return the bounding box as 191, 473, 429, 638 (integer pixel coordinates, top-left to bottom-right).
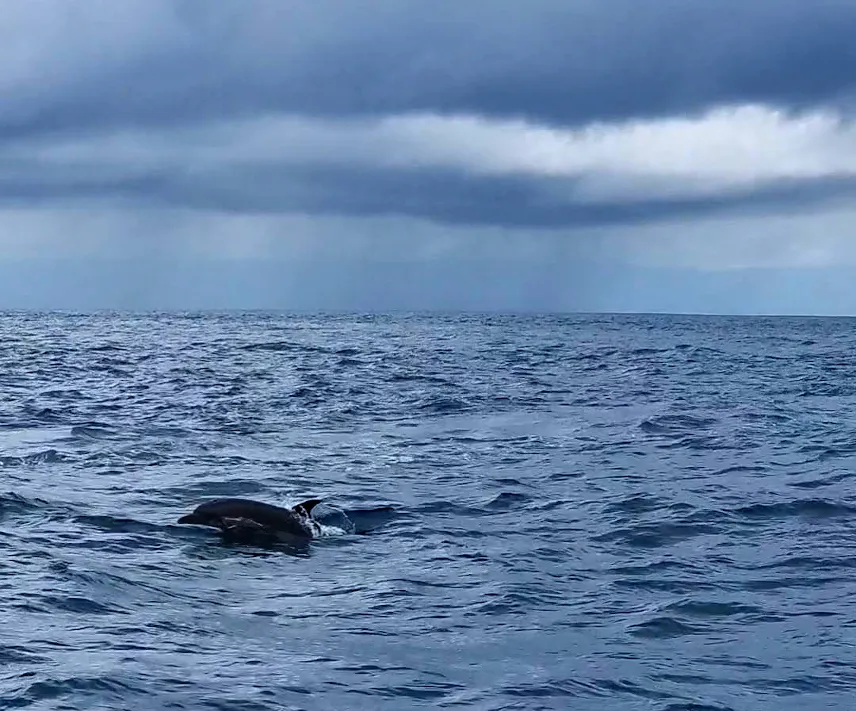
3, 0, 856, 313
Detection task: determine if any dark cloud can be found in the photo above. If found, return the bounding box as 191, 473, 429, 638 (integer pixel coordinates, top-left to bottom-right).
4, 159, 856, 231
164, 165, 856, 229
1, 0, 855, 240
4, 0, 856, 140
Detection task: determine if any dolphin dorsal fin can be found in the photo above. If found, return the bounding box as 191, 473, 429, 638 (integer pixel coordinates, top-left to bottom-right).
292, 498, 323, 517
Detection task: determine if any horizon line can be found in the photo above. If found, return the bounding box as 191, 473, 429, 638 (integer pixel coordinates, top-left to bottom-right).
1, 307, 853, 319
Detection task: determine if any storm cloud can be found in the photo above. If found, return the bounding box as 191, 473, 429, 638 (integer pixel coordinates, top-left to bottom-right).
5, 105, 856, 229
2, 0, 856, 311
5, 0, 856, 132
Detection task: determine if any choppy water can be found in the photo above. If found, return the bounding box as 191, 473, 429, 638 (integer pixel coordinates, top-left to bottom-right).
3, 312, 856, 710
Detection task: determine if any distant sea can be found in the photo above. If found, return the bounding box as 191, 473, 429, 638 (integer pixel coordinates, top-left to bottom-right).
3, 311, 856, 711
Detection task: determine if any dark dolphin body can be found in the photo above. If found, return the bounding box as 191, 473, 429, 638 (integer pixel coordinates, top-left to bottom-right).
177, 497, 324, 544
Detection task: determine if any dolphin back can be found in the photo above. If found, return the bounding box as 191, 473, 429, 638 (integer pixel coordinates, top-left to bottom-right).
194, 498, 318, 537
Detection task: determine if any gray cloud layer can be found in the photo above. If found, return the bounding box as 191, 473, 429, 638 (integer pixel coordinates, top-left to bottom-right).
3, 0, 856, 236
5, 0, 856, 136
5, 140, 856, 230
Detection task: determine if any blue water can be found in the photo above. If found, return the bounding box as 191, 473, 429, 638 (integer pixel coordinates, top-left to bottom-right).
3, 312, 856, 710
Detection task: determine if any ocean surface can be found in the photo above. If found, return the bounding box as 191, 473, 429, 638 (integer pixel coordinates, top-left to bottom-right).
2, 312, 856, 711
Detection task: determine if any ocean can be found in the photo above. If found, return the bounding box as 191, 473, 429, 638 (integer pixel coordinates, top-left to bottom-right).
2, 311, 856, 710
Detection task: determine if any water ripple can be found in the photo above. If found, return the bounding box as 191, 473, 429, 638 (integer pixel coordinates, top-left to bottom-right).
3, 312, 856, 710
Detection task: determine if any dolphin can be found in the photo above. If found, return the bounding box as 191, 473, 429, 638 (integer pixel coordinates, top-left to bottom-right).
177, 497, 324, 543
